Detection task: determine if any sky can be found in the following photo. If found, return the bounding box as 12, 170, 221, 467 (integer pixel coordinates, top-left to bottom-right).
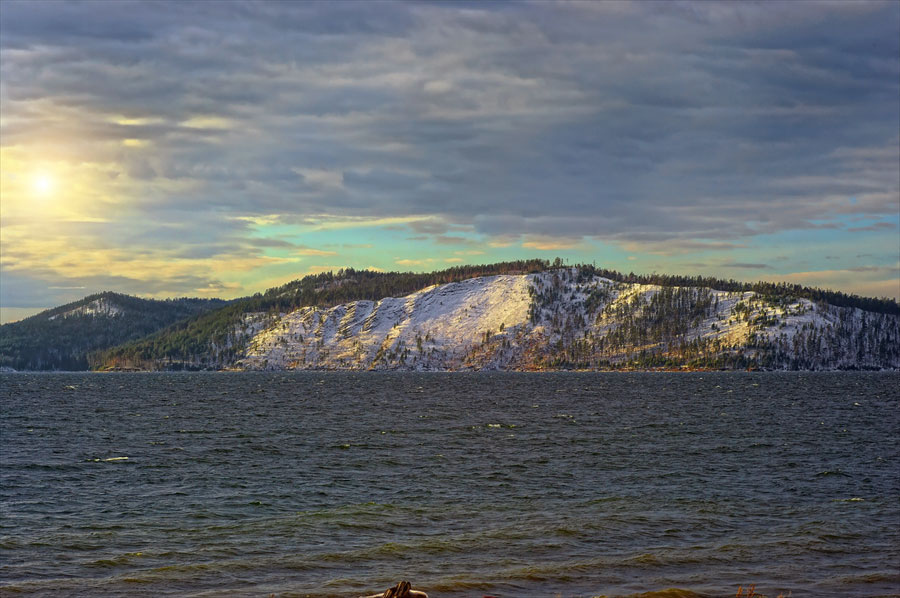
1, 0, 898, 323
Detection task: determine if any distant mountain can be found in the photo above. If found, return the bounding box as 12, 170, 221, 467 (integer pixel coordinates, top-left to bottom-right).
92, 263, 900, 371
0, 292, 226, 371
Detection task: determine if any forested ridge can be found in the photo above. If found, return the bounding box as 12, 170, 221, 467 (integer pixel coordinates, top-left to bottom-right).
524, 268, 899, 371
0, 293, 225, 370
578, 265, 898, 317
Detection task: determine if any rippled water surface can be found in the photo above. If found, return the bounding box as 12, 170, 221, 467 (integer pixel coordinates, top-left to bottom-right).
1, 372, 898, 597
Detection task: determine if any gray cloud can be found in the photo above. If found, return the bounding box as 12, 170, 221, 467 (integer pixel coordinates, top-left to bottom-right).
847, 221, 897, 232
721, 263, 772, 270
0, 266, 233, 308
1, 0, 898, 301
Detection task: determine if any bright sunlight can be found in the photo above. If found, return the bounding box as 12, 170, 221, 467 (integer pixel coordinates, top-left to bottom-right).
31, 172, 55, 196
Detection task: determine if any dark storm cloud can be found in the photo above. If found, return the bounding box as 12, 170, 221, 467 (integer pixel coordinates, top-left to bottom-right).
1, 0, 898, 247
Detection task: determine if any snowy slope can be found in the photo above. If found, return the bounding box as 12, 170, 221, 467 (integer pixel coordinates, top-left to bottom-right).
239, 274, 534, 370
49, 297, 123, 320
235, 269, 900, 371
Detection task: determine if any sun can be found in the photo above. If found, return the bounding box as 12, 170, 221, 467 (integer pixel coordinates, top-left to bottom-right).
31, 173, 55, 196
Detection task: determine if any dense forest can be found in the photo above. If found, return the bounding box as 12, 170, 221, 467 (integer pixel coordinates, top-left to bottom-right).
0, 293, 225, 370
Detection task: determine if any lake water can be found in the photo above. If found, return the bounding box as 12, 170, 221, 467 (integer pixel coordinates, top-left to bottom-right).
1, 372, 898, 597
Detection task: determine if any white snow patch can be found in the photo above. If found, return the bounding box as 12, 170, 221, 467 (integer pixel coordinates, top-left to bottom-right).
49, 298, 123, 320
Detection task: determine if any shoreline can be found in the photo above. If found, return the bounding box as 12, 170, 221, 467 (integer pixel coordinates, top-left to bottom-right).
2, 366, 898, 374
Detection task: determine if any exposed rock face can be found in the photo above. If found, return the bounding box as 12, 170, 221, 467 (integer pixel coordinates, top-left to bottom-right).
235, 270, 900, 371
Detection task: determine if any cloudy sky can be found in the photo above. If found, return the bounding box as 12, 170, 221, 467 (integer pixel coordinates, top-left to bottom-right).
1, 0, 898, 322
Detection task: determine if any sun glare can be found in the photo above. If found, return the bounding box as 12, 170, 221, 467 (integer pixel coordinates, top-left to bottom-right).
31, 173, 54, 196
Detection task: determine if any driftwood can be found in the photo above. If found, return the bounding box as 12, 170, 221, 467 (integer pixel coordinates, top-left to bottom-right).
360, 580, 428, 598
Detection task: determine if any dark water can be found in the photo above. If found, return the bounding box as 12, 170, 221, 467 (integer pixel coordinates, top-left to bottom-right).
1, 372, 898, 598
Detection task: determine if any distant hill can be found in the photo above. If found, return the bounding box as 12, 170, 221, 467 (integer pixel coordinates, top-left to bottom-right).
0, 292, 226, 371
90, 261, 900, 371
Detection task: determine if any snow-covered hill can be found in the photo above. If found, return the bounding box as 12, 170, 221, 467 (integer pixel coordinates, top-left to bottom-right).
235, 269, 899, 371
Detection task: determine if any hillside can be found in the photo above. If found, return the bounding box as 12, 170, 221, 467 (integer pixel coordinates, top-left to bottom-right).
91, 260, 549, 369
0, 293, 226, 371
93, 263, 900, 371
